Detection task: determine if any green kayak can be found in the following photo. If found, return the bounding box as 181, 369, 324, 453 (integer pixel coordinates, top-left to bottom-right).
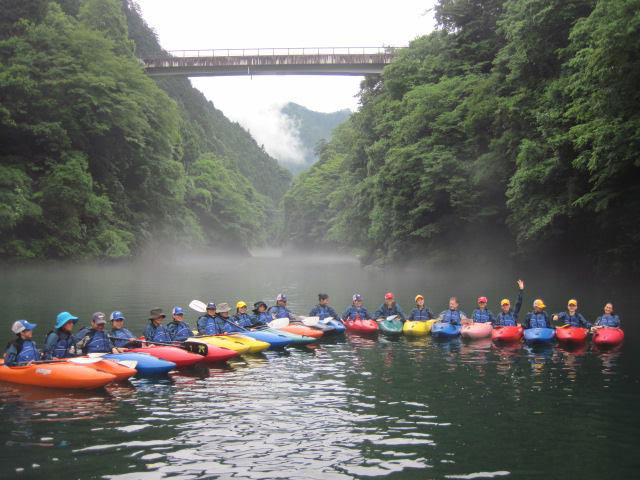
378, 317, 404, 335
260, 327, 317, 346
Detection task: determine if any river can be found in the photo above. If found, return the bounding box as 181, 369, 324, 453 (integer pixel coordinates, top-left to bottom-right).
0, 252, 637, 479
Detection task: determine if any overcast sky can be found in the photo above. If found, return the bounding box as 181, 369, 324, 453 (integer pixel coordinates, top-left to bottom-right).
135, 0, 437, 164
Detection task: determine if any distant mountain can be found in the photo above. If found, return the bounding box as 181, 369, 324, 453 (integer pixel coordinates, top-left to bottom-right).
280, 103, 351, 174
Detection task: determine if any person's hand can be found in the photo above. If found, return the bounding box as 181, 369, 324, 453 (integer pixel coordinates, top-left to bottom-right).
517, 279, 524, 290
553, 315, 559, 321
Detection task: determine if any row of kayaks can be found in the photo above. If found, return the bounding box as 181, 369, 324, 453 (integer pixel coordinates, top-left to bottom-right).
343, 316, 625, 347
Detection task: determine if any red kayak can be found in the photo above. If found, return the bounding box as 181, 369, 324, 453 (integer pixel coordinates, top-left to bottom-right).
129, 346, 206, 367
199, 345, 238, 363
593, 327, 624, 347
492, 326, 523, 343
344, 318, 379, 333
555, 326, 588, 344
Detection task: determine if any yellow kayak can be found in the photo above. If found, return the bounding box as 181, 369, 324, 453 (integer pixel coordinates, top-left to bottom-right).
403, 319, 436, 336
188, 335, 251, 354
227, 334, 270, 353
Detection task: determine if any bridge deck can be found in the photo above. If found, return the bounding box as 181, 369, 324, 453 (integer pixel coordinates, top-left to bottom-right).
142, 47, 400, 77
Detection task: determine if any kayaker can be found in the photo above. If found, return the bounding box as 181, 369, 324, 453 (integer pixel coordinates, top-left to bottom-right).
251, 301, 271, 326
269, 294, 296, 321
374, 292, 406, 321
472, 297, 496, 324
143, 308, 173, 343
437, 297, 469, 325
4, 320, 40, 366
342, 294, 372, 321
43, 311, 79, 360
552, 299, 591, 328
495, 280, 524, 326
166, 307, 194, 342
408, 295, 434, 321
592, 302, 621, 329
76, 312, 119, 354
109, 311, 137, 349
523, 299, 553, 329
197, 302, 224, 335
233, 301, 254, 328
309, 293, 340, 321
215, 303, 244, 333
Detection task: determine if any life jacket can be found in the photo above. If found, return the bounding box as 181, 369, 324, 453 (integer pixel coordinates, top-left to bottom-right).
440, 309, 463, 325
233, 313, 253, 328
197, 314, 223, 335
343, 306, 369, 320
559, 312, 589, 328
10, 338, 40, 363
166, 321, 192, 342
528, 312, 549, 329
473, 309, 493, 323
79, 329, 112, 354
310, 305, 335, 320
410, 308, 432, 321
110, 328, 135, 348
376, 303, 402, 319
269, 305, 292, 320
252, 312, 271, 325
145, 323, 172, 343
217, 315, 243, 333
596, 314, 620, 327
496, 311, 517, 327
45, 330, 76, 358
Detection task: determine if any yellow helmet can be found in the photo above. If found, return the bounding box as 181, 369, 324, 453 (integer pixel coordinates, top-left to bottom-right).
501, 299, 510, 306
533, 299, 546, 309
567, 299, 577, 306
236, 301, 247, 309
415, 294, 424, 302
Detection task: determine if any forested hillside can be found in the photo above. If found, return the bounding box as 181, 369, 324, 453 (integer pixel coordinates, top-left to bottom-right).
283, 0, 640, 272
280, 102, 350, 174
0, 0, 290, 259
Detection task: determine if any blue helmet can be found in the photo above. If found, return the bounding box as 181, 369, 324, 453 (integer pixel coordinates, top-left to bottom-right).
110, 311, 125, 321
55, 312, 78, 330
172, 306, 184, 316
12, 320, 36, 334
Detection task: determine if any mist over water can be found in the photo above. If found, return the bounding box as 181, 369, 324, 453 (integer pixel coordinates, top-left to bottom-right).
0, 252, 638, 479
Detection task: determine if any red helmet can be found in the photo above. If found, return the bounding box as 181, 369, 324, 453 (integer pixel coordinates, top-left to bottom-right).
385, 292, 394, 300
477, 296, 488, 304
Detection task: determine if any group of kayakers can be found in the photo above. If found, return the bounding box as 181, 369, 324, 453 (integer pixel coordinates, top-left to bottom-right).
3, 279, 622, 366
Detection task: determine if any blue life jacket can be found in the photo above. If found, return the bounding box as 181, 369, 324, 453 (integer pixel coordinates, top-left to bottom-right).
217, 315, 243, 333
197, 314, 224, 335
251, 312, 271, 325
342, 306, 371, 320
472, 308, 495, 324
439, 309, 465, 325
269, 305, 293, 320
78, 328, 113, 354
409, 307, 433, 321
110, 327, 135, 348
525, 311, 550, 329
309, 305, 339, 320
143, 323, 172, 343
233, 313, 253, 328
556, 312, 591, 328
374, 303, 405, 320
166, 321, 193, 342
44, 330, 77, 359
595, 314, 621, 327
15, 339, 40, 363
495, 311, 518, 327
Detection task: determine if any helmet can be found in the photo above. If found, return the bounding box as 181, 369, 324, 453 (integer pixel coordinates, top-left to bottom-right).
236, 301, 247, 309
12, 320, 36, 334
477, 296, 488, 304
567, 299, 577, 306
110, 311, 125, 321
206, 302, 216, 310
500, 299, 511, 306
415, 294, 424, 302
172, 306, 184, 316
385, 292, 394, 300
276, 293, 287, 302
533, 299, 546, 309
352, 294, 362, 302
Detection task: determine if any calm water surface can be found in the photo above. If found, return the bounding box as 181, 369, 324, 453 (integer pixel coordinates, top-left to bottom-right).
0, 252, 638, 479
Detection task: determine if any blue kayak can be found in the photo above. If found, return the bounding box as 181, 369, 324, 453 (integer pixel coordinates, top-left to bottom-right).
240, 331, 291, 350
325, 318, 346, 334
104, 353, 176, 376
431, 322, 462, 338
523, 328, 555, 344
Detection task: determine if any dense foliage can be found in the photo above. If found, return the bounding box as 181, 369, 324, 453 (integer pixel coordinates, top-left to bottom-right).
0, 0, 290, 259
279, 102, 350, 175
283, 0, 640, 271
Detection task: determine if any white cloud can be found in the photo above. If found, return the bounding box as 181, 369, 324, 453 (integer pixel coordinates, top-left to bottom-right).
134, 0, 437, 162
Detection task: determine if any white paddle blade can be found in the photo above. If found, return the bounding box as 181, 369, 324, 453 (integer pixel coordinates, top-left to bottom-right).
87, 353, 107, 358
301, 316, 321, 327
269, 318, 289, 328
321, 316, 334, 325
386, 315, 398, 321
189, 299, 208, 313
68, 357, 102, 364
117, 360, 138, 369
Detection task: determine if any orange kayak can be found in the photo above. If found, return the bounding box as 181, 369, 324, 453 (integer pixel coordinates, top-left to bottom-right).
279, 324, 324, 338
70, 358, 137, 381
0, 360, 116, 389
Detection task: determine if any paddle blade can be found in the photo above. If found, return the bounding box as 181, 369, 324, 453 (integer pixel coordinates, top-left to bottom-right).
67, 357, 101, 365
184, 341, 208, 356
301, 316, 321, 327
189, 299, 208, 313
386, 315, 398, 321
117, 360, 138, 369
269, 318, 289, 328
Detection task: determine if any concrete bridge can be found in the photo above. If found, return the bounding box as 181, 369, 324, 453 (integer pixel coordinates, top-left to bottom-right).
142, 47, 402, 77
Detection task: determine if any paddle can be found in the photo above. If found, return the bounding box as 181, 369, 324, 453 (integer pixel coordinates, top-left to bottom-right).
301, 316, 321, 327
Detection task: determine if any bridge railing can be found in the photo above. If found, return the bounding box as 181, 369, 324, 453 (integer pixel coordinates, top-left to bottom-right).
143, 46, 403, 60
